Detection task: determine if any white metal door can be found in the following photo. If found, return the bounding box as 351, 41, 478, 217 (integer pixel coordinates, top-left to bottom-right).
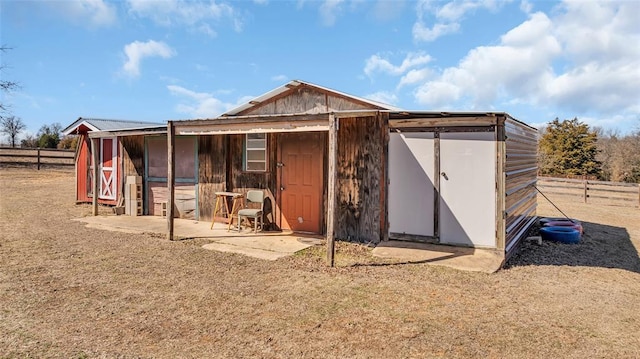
439, 132, 496, 247
388, 132, 436, 237
99, 138, 117, 200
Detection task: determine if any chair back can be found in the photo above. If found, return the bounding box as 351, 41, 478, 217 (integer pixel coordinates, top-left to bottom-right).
246, 190, 264, 209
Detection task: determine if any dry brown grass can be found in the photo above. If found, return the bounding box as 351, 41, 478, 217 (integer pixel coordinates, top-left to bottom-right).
1, 168, 639, 358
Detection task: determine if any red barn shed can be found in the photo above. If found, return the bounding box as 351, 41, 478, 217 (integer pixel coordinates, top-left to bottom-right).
62, 118, 165, 206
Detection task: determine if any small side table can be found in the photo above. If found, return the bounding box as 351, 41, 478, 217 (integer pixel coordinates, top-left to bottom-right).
210, 192, 244, 231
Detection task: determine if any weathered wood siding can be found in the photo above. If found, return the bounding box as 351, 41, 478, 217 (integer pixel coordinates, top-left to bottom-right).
239, 85, 374, 116
121, 135, 144, 177
198, 135, 226, 221
336, 115, 386, 243
226, 134, 278, 227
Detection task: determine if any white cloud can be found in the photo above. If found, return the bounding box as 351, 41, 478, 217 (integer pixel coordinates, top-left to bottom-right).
414, 12, 561, 107
52, 0, 117, 27
271, 74, 288, 82
253, 0, 268, 4
519, 0, 533, 13
122, 40, 176, 78
364, 91, 398, 106
412, 22, 460, 42
126, 0, 242, 36
364, 52, 432, 77
372, 0, 405, 21
398, 68, 431, 88
319, 0, 345, 26
411, 1, 640, 122
167, 85, 242, 118
413, 0, 505, 42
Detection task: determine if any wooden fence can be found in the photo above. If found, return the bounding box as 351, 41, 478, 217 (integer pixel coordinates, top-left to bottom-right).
537, 177, 640, 207
0, 147, 75, 169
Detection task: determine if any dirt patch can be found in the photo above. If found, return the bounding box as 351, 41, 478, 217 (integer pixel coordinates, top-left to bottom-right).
1, 168, 639, 358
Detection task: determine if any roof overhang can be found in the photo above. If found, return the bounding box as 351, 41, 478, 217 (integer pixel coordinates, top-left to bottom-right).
388, 111, 536, 131
174, 110, 381, 135
63, 119, 100, 136
87, 127, 167, 138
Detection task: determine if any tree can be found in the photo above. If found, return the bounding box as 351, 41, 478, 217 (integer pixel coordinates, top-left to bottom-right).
37, 123, 62, 148
0, 116, 26, 147
20, 134, 38, 148
597, 129, 640, 183
538, 117, 601, 177
1, 46, 19, 115
57, 135, 79, 150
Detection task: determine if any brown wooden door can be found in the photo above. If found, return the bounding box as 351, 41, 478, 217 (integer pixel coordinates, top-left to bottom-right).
278, 133, 324, 233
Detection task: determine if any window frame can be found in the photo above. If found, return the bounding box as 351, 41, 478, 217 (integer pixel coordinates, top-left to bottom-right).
245, 133, 267, 172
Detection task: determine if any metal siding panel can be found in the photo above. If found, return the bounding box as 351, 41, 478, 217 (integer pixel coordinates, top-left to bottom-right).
439, 131, 496, 247
504, 119, 538, 253
388, 132, 436, 237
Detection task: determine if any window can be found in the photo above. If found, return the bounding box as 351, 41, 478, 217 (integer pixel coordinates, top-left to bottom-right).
245, 133, 267, 171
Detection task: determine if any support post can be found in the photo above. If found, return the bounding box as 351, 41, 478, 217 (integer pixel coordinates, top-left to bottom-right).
37, 148, 41, 170
583, 176, 588, 203
326, 114, 338, 267
91, 139, 99, 216
167, 121, 176, 240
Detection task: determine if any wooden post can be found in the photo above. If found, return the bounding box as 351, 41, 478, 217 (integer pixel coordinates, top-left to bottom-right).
37, 148, 41, 170
167, 121, 176, 241
583, 176, 588, 203
91, 139, 99, 216
326, 114, 338, 267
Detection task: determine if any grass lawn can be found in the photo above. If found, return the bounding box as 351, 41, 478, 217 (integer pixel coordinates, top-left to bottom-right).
1, 168, 639, 358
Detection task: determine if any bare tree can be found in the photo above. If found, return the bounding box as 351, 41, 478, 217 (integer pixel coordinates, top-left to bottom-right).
0, 116, 26, 147
1, 45, 19, 114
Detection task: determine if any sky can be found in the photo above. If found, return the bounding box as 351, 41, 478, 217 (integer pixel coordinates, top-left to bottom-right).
1, 0, 639, 140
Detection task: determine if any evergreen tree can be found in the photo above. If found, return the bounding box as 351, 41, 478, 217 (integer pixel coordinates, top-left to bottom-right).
538, 117, 601, 177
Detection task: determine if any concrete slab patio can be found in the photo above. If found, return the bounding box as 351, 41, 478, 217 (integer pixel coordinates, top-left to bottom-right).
372, 241, 504, 273
73, 215, 503, 271
73, 215, 316, 260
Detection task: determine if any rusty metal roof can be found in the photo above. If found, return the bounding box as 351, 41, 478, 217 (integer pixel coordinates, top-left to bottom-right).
222, 79, 403, 116
62, 117, 164, 135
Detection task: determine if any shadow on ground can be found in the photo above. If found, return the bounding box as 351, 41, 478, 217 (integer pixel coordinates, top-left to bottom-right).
505, 221, 640, 273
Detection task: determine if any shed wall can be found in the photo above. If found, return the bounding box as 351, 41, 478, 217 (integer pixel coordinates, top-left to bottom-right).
197, 135, 227, 221
240, 86, 373, 116
76, 134, 91, 203
336, 115, 386, 243
504, 118, 538, 254
121, 135, 144, 178
227, 134, 278, 228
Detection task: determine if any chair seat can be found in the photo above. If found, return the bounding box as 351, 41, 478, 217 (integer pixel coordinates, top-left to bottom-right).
238, 208, 262, 216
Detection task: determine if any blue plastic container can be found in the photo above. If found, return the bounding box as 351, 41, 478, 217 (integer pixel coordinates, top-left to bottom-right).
539, 226, 581, 244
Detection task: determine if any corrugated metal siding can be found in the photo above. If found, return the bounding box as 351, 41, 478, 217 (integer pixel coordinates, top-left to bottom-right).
504, 118, 538, 254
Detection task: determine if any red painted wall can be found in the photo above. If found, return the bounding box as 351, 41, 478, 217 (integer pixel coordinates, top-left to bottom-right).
75, 134, 120, 206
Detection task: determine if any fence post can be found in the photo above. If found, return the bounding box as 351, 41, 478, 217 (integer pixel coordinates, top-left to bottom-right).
37, 148, 41, 170
583, 176, 588, 203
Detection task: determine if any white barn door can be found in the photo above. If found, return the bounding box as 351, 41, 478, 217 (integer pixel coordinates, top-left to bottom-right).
388, 132, 436, 237
439, 132, 496, 247
99, 138, 117, 200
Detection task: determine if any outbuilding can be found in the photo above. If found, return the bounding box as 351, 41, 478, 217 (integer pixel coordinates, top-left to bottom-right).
67, 80, 538, 263
169, 80, 538, 261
